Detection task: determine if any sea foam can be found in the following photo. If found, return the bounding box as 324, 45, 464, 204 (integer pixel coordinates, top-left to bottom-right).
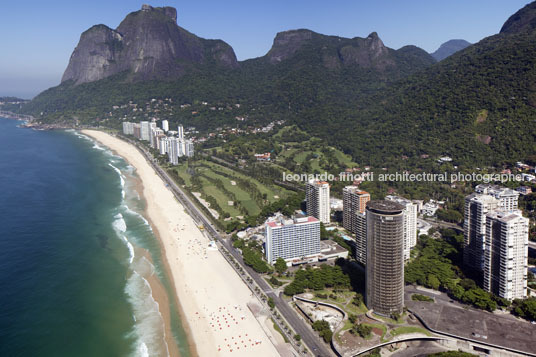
112, 213, 134, 264
125, 271, 169, 357
109, 163, 126, 198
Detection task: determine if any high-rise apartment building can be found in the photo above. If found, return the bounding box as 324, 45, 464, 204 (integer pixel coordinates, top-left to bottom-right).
306, 180, 330, 224
122, 122, 134, 135
133, 123, 141, 139
354, 211, 367, 265
158, 137, 169, 155
366, 200, 405, 316
265, 216, 320, 265
484, 210, 528, 300
385, 195, 418, 261
140, 121, 150, 141
168, 137, 179, 165
185, 140, 195, 157
475, 184, 519, 212
464, 193, 499, 272
177, 124, 184, 140
343, 186, 370, 232
162, 120, 169, 132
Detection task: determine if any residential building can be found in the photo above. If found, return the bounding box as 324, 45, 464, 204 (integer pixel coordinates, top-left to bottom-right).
133, 123, 141, 139
150, 128, 164, 149
185, 140, 194, 157
140, 121, 150, 141
464, 193, 499, 273
366, 200, 405, 316
122, 121, 134, 135
265, 216, 321, 265
342, 186, 370, 232
306, 180, 331, 224
168, 137, 179, 165
422, 201, 439, 216
385, 195, 418, 260
484, 210, 528, 300
475, 184, 519, 212
162, 120, 169, 132
354, 212, 367, 265
158, 137, 169, 155
178, 124, 184, 140
516, 186, 532, 196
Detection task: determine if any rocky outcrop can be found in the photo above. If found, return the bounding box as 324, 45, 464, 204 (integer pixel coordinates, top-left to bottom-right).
264, 29, 433, 72
62, 5, 238, 85
338, 32, 393, 69
266, 29, 314, 64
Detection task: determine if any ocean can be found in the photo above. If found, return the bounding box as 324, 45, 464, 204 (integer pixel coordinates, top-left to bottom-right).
0, 118, 190, 356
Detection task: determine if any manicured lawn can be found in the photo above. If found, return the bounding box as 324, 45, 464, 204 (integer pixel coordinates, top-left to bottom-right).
390, 326, 431, 337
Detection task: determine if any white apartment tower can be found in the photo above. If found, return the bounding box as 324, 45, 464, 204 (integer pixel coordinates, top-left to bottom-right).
475, 184, 519, 211
140, 121, 150, 141
354, 212, 367, 265
185, 140, 195, 157
162, 120, 169, 132
177, 124, 184, 140
306, 180, 330, 224
484, 210, 528, 300
464, 193, 499, 272
122, 122, 134, 135
168, 138, 179, 165
265, 216, 320, 265
385, 195, 418, 261
159, 137, 169, 155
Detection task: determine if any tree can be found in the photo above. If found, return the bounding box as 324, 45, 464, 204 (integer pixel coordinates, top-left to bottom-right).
352, 293, 364, 306
268, 297, 275, 309
312, 320, 332, 342
274, 257, 287, 275
512, 297, 536, 320
348, 314, 358, 324
427, 274, 441, 290
352, 323, 372, 338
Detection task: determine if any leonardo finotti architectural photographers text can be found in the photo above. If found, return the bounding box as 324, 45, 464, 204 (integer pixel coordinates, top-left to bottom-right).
282, 171, 524, 184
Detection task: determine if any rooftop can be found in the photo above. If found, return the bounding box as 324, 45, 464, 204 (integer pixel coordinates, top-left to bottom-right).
366, 200, 404, 214
266, 216, 319, 228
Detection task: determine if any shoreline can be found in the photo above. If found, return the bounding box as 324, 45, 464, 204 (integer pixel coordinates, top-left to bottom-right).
82, 130, 281, 357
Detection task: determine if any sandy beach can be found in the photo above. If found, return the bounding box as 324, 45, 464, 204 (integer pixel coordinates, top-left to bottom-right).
82, 130, 281, 357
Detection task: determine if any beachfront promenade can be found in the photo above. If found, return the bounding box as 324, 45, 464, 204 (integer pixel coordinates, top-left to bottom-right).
122, 134, 334, 357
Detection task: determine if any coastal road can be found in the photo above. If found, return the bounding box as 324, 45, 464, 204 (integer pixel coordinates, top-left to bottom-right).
127, 137, 333, 357
220, 239, 334, 357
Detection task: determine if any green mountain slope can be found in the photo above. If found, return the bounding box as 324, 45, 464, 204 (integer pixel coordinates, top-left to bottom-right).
23, 28, 435, 129
296, 29, 536, 166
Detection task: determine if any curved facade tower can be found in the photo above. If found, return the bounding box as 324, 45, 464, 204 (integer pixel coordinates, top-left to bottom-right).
366, 200, 405, 316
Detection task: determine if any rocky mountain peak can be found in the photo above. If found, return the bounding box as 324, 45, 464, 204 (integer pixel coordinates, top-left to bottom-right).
61, 6, 237, 85
267, 29, 314, 64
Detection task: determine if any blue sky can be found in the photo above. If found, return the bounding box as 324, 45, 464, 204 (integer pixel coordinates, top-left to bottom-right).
0, 0, 530, 98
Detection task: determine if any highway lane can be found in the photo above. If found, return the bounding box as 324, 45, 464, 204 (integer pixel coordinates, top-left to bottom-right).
126, 137, 334, 357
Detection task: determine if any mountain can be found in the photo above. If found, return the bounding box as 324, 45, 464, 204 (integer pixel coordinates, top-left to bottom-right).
24, 9, 435, 127
500, 1, 536, 34
23, 2, 536, 168
295, 10, 536, 166
62, 5, 237, 85
430, 39, 471, 61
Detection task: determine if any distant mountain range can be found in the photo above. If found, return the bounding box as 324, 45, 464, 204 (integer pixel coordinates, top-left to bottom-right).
430, 39, 471, 61
22, 2, 536, 167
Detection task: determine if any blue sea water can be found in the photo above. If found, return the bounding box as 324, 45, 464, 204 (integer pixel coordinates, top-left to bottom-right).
0, 118, 190, 356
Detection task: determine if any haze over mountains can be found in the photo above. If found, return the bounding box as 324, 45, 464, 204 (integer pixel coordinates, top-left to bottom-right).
430, 39, 471, 61
21, 2, 536, 167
